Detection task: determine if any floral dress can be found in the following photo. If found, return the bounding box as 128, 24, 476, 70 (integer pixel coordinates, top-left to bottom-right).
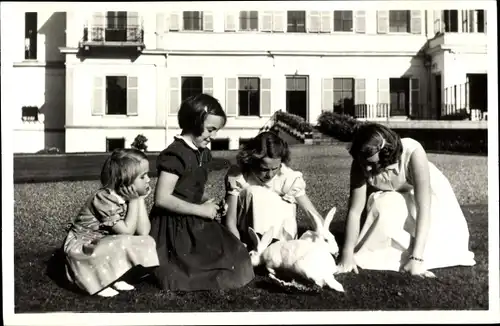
63, 188, 159, 295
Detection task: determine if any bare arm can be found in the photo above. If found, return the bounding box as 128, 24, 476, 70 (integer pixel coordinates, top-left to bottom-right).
408, 146, 432, 259
155, 171, 213, 218
296, 194, 324, 230
224, 194, 240, 239
342, 161, 368, 257
135, 197, 151, 235
111, 199, 140, 235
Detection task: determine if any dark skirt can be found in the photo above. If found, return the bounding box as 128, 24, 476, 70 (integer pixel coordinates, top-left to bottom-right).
149, 208, 255, 291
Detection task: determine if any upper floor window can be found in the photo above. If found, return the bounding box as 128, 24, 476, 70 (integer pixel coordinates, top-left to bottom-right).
183, 11, 203, 31
25, 12, 37, 60
239, 77, 260, 116
181, 77, 203, 102
389, 10, 410, 33
239, 11, 258, 31
333, 11, 353, 32
287, 11, 306, 32
91, 75, 138, 116
443, 10, 459, 32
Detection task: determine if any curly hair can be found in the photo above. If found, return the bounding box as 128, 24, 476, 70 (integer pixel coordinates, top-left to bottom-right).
236, 131, 291, 173
348, 123, 403, 169
100, 148, 149, 193
178, 93, 227, 136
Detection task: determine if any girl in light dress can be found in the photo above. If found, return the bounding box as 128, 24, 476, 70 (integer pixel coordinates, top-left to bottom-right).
337, 123, 476, 276
63, 148, 159, 297
224, 131, 326, 248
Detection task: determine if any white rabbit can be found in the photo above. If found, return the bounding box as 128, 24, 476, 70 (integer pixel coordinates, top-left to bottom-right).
248, 226, 344, 292
300, 207, 340, 258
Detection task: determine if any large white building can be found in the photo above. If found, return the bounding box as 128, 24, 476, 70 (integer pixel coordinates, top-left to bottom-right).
1, 1, 491, 153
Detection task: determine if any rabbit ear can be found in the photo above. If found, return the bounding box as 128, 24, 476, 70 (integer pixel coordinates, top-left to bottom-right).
324, 207, 337, 229
248, 227, 260, 249
257, 227, 275, 252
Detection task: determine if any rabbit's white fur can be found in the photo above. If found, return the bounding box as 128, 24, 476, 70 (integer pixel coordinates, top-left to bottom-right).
300, 207, 340, 257
249, 226, 344, 292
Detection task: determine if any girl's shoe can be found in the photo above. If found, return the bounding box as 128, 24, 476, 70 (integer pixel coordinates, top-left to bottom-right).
113, 281, 135, 291
97, 287, 119, 297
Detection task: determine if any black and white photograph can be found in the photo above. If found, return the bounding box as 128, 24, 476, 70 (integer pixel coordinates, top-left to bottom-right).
1, 0, 498, 325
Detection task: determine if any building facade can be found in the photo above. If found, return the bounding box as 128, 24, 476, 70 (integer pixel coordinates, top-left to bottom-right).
2, 2, 491, 153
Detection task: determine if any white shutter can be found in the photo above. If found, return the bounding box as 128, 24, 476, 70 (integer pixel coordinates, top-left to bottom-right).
225, 12, 237, 31
273, 11, 286, 32
203, 11, 214, 31
91, 12, 105, 41
410, 78, 420, 117
92, 76, 104, 116
261, 11, 273, 32
225, 78, 237, 116
355, 79, 366, 117
127, 12, 139, 41
169, 77, 180, 115
127, 76, 138, 116
169, 11, 180, 31
377, 10, 389, 34
307, 11, 320, 33
433, 10, 443, 34
261, 78, 272, 116
354, 11, 366, 33
203, 77, 214, 96
322, 78, 333, 111
377, 78, 390, 117
320, 11, 332, 33
410, 10, 422, 34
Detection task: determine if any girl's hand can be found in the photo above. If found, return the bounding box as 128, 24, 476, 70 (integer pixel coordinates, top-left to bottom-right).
337, 254, 359, 274
120, 185, 140, 201
199, 198, 220, 220
403, 258, 436, 278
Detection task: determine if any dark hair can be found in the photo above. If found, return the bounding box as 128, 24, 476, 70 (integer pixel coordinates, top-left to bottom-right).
178, 93, 227, 136
348, 123, 403, 168
100, 148, 149, 193
236, 131, 291, 173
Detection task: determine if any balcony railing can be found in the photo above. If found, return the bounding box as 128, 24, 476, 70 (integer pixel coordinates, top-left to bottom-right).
82, 25, 144, 44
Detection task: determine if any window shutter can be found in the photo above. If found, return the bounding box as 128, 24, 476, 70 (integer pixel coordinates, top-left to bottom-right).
261, 78, 272, 116
433, 10, 443, 33
261, 11, 273, 32
355, 78, 366, 117
127, 76, 138, 116
273, 11, 285, 32
126, 12, 139, 41
377, 78, 390, 116
225, 78, 237, 116
410, 78, 420, 117
169, 11, 180, 31
321, 78, 333, 111
354, 11, 366, 33
92, 76, 104, 116
203, 11, 214, 31
203, 77, 214, 96
308, 11, 320, 33
410, 10, 422, 34
320, 11, 332, 33
91, 12, 104, 41
225, 12, 236, 31
169, 77, 180, 115
377, 11, 389, 34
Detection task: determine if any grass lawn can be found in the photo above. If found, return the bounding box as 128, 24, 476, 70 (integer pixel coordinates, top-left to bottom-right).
13, 144, 489, 312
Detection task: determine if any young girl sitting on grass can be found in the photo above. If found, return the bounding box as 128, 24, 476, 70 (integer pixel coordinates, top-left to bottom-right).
63, 148, 159, 297
149, 93, 254, 291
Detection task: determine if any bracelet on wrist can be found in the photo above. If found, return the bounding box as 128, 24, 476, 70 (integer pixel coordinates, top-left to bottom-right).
409, 255, 424, 262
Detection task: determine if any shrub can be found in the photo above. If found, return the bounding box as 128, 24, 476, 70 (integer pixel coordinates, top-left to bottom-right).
131, 134, 148, 151
274, 111, 314, 134
36, 147, 61, 154
316, 112, 363, 142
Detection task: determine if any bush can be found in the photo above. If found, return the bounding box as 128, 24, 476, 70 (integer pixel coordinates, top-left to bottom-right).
131, 134, 148, 151
36, 147, 61, 154
274, 111, 314, 134
316, 112, 363, 142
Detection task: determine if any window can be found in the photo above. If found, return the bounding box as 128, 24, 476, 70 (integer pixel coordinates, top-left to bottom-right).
286, 76, 308, 120
476, 10, 485, 33
333, 78, 354, 115
105, 11, 128, 41
181, 77, 203, 102
238, 77, 260, 116
183, 11, 203, 31
239, 11, 258, 31
333, 11, 353, 32
24, 12, 37, 60
106, 76, 127, 115
443, 10, 458, 32
389, 78, 410, 116
106, 138, 125, 152
22, 106, 39, 121
389, 10, 410, 33
287, 11, 306, 32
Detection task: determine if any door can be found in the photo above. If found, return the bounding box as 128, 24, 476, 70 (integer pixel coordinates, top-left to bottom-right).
434, 74, 442, 119
286, 76, 308, 121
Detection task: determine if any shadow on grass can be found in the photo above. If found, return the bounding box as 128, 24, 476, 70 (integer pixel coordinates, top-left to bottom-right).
45, 248, 87, 295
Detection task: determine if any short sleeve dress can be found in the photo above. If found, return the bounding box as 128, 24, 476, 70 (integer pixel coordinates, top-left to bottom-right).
63, 188, 159, 295
149, 136, 255, 291
353, 138, 476, 271
224, 163, 307, 245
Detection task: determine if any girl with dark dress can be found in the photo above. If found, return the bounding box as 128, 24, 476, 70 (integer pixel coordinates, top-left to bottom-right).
149, 94, 255, 291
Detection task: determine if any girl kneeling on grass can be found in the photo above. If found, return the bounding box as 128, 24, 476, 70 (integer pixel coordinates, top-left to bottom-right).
338, 123, 476, 277
223, 131, 326, 248
63, 149, 159, 297
149, 93, 254, 291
